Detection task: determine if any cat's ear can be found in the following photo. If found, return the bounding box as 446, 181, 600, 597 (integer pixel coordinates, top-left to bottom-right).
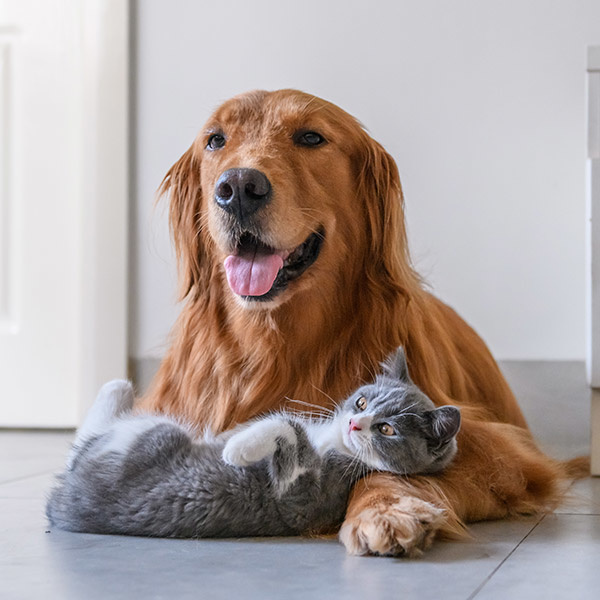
382, 347, 411, 382
427, 406, 461, 448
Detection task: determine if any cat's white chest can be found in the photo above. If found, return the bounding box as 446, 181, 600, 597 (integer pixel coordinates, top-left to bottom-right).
305, 421, 348, 456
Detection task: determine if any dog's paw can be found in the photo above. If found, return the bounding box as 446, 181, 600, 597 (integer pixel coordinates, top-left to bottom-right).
338, 496, 445, 557
222, 419, 296, 467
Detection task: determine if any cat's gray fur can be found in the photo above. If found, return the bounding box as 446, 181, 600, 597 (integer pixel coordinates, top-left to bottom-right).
46, 348, 460, 538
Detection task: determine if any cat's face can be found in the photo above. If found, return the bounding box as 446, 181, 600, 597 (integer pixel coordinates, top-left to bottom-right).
336, 349, 461, 475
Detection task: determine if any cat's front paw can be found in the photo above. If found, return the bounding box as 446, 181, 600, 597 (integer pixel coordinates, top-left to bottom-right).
339, 496, 445, 557
222, 419, 296, 467
222, 436, 265, 467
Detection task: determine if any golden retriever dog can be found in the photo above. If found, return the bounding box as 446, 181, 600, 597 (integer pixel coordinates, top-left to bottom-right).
138, 89, 586, 556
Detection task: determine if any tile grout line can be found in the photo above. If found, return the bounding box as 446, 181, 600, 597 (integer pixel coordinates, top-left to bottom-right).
0, 469, 58, 488
465, 515, 546, 600
556, 511, 600, 516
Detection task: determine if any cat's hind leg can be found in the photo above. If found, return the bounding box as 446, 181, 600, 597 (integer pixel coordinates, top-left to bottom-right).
66, 380, 134, 469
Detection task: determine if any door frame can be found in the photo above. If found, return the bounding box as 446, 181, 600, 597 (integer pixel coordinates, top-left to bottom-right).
587, 45, 600, 474
77, 0, 129, 423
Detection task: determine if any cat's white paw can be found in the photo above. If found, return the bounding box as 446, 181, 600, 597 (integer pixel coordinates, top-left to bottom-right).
222, 437, 273, 467
222, 419, 296, 467
79, 380, 134, 436
97, 380, 135, 414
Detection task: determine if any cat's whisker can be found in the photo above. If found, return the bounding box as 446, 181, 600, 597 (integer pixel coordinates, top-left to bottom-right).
343, 446, 367, 484
307, 385, 338, 410
280, 408, 314, 418
341, 452, 362, 481
399, 402, 419, 414
358, 358, 378, 383
285, 411, 332, 426
358, 449, 370, 491
284, 397, 335, 416
352, 457, 364, 484
339, 462, 351, 481
279, 405, 331, 421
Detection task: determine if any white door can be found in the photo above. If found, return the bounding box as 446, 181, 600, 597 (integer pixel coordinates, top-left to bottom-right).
0, 0, 128, 427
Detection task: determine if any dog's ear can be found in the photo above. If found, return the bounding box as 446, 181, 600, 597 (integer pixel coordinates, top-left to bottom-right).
158, 144, 209, 299
357, 137, 418, 297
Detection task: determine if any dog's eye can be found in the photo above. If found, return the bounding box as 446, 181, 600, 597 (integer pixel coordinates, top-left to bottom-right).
294, 131, 326, 147
378, 423, 395, 436
356, 397, 367, 411
207, 134, 226, 150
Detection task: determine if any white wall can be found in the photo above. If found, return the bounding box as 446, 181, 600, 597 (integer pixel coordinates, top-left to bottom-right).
132, 0, 600, 361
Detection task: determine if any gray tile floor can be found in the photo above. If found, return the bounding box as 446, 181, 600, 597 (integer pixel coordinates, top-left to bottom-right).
1, 361, 599, 600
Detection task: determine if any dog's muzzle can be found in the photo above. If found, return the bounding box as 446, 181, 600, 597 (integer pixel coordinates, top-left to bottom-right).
214, 168, 272, 226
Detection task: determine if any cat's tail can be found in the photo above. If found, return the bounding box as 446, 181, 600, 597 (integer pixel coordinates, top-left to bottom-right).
66, 380, 135, 469
561, 455, 591, 480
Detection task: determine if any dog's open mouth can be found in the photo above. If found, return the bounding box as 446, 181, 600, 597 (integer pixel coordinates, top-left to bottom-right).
223, 227, 325, 301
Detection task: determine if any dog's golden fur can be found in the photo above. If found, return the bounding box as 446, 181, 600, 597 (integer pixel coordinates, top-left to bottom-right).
138, 89, 586, 555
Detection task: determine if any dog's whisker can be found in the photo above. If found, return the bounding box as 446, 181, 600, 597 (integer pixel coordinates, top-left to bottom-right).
297, 207, 327, 219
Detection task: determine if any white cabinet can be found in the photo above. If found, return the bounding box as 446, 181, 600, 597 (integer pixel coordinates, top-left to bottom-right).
587, 46, 600, 474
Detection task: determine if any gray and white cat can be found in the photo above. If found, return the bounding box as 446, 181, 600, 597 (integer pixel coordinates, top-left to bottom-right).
46, 349, 461, 538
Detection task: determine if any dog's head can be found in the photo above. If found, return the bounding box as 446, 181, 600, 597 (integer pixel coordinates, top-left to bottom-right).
162, 89, 412, 309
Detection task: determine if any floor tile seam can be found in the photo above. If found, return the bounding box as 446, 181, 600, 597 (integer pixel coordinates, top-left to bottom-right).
465, 514, 546, 600
555, 511, 600, 516
0, 469, 57, 487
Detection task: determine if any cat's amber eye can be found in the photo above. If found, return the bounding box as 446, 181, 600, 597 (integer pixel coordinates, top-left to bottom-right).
378, 423, 395, 436
356, 397, 367, 410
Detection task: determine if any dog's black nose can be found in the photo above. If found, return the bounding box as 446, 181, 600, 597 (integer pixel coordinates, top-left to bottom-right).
215, 168, 272, 222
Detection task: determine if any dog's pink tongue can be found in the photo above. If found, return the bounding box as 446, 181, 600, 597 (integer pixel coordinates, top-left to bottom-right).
224, 252, 284, 296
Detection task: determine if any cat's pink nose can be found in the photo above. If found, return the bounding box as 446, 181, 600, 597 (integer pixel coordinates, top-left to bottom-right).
349, 418, 362, 432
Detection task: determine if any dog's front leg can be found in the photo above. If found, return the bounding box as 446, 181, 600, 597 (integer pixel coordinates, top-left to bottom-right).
339, 419, 568, 556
